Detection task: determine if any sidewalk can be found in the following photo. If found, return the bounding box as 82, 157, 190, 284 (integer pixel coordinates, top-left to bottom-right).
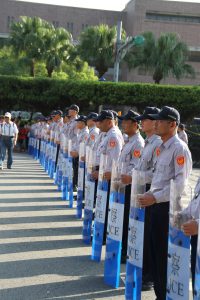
0, 153, 197, 300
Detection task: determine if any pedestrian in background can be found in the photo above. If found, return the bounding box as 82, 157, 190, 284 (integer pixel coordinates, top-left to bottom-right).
178, 123, 188, 144
0, 112, 18, 169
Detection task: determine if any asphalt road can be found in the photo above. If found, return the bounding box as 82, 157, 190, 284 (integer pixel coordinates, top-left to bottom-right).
0, 153, 197, 300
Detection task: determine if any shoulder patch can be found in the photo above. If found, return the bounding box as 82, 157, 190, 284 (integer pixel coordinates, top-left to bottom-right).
133, 149, 141, 158
156, 147, 161, 157
176, 155, 185, 166
91, 134, 95, 141
109, 138, 117, 148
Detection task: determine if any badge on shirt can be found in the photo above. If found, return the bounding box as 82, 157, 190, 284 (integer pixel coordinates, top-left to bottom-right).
156, 147, 161, 157
176, 155, 185, 166
91, 134, 95, 141
133, 149, 141, 158
109, 138, 116, 148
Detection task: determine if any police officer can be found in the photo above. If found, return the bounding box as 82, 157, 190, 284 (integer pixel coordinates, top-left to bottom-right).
138, 106, 192, 300
117, 110, 145, 263
111, 110, 124, 145
180, 177, 200, 293
91, 110, 123, 240
52, 110, 63, 170
85, 112, 99, 149
134, 107, 162, 288
0, 112, 18, 169
0, 115, 5, 170
178, 123, 188, 144
67, 105, 79, 189
70, 115, 89, 158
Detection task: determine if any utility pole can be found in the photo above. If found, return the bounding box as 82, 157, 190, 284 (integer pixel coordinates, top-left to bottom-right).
113, 21, 122, 83
113, 21, 145, 82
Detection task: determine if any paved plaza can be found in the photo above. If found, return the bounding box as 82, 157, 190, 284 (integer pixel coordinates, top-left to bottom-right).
0, 153, 197, 300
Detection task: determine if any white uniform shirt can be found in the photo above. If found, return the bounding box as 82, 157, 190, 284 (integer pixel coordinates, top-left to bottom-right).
178, 130, 188, 144
135, 134, 162, 184
0, 122, 18, 136
86, 126, 99, 149
150, 135, 192, 203
181, 177, 200, 224
97, 126, 123, 172
119, 132, 145, 175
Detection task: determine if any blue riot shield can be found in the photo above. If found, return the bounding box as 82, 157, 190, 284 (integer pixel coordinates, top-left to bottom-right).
76, 142, 85, 219
194, 215, 200, 299
48, 130, 55, 177
91, 154, 108, 262
125, 170, 146, 300
61, 135, 69, 200
67, 139, 74, 208
104, 161, 126, 288
82, 148, 96, 244
166, 180, 191, 300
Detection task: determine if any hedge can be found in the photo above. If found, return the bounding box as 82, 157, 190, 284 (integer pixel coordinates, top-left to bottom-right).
0, 75, 200, 120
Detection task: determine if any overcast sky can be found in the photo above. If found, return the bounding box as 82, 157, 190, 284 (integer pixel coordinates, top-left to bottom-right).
15, 0, 200, 11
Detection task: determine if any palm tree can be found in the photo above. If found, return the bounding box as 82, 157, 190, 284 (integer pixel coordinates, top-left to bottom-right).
78, 24, 125, 78
126, 32, 195, 84
10, 16, 51, 77
42, 27, 72, 77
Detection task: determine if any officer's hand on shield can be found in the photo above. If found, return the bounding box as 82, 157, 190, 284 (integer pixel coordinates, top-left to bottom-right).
121, 174, 132, 185
103, 172, 111, 181
138, 193, 156, 208
91, 170, 99, 180
182, 220, 198, 236
81, 155, 85, 162
70, 151, 78, 158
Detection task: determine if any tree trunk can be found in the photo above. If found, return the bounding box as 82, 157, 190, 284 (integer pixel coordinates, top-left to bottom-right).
30, 59, 35, 77
96, 65, 108, 79
46, 66, 54, 78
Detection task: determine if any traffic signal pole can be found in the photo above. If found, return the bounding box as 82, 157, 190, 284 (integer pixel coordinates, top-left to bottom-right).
113, 21, 145, 82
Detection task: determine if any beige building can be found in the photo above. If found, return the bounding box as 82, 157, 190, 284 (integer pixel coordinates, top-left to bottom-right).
0, 0, 200, 84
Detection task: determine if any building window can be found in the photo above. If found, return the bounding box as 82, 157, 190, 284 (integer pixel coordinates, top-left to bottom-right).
52, 21, 59, 28
7, 16, 15, 29
67, 22, 73, 34
146, 12, 200, 24
82, 24, 89, 30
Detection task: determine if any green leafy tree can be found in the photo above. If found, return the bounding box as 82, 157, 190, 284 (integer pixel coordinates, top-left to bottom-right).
78, 24, 125, 78
126, 32, 195, 84
42, 27, 72, 77
10, 16, 52, 77
61, 57, 98, 80
0, 46, 29, 76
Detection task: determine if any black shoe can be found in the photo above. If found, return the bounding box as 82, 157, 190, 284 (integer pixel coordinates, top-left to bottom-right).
142, 280, 153, 291
7, 166, 12, 169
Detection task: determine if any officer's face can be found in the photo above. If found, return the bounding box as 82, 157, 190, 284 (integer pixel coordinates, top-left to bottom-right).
87, 119, 95, 127
68, 109, 77, 117
98, 119, 111, 132
76, 121, 85, 129
141, 119, 155, 133
155, 120, 176, 136
122, 120, 138, 135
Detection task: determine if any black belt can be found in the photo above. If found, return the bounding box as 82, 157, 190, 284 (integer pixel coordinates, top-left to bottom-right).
2, 135, 14, 138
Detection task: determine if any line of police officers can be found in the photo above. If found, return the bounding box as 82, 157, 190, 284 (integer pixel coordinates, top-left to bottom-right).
31, 104, 199, 300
